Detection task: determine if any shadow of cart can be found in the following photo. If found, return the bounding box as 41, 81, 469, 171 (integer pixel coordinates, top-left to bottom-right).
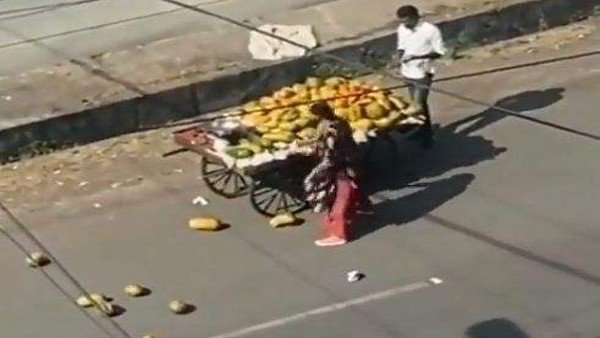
353, 87, 564, 239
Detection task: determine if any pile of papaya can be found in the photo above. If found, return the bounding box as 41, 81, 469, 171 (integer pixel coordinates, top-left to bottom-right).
225, 77, 420, 159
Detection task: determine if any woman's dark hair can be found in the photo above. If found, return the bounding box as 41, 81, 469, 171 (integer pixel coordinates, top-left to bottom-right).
310, 102, 336, 120
396, 5, 419, 19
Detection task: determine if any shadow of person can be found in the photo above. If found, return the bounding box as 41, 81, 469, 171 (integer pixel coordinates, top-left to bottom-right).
447, 88, 565, 136
465, 318, 531, 338
365, 122, 506, 195
355, 173, 475, 239
351, 88, 565, 239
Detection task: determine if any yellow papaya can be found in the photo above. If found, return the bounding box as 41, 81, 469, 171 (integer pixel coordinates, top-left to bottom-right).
333, 98, 349, 109
293, 83, 307, 92
258, 138, 273, 148
296, 89, 310, 100
319, 86, 337, 100
347, 106, 363, 122
264, 119, 279, 129
276, 87, 295, 99
388, 96, 407, 109
376, 97, 393, 110
364, 102, 386, 119
255, 125, 271, 134
296, 127, 317, 140
350, 119, 374, 131
295, 118, 311, 128
309, 88, 320, 100
338, 83, 350, 95
243, 101, 260, 112
374, 117, 393, 129
269, 109, 286, 121
282, 109, 299, 121
259, 96, 277, 107
325, 77, 346, 87
189, 217, 223, 231
305, 77, 322, 88
269, 213, 297, 228
278, 122, 297, 132
357, 97, 374, 105
262, 132, 294, 143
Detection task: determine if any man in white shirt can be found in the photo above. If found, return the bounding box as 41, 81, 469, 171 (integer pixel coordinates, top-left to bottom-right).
396, 5, 446, 148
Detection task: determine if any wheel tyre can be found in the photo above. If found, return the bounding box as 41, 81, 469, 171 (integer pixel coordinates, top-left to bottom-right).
249, 178, 307, 217
200, 157, 250, 198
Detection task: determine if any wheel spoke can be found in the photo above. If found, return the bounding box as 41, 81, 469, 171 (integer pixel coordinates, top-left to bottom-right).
203, 169, 227, 178
210, 171, 230, 187
274, 193, 284, 212
236, 174, 249, 191
201, 157, 249, 198
232, 173, 240, 193
251, 173, 307, 216
223, 171, 234, 192
261, 193, 278, 211
205, 172, 227, 185
279, 193, 289, 212
253, 187, 273, 199
203, 162, 223, 172
238, 175, 249, 190
289, 196, 302, 208
255, 190, 276, 206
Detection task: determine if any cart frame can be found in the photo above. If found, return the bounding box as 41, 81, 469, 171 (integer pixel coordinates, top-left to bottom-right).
174, 127, 313, 216
173, 120, 426, 217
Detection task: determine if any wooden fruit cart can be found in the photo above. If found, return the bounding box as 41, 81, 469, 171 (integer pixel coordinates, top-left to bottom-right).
172, 116, 427, 217
173, 125, 315, 217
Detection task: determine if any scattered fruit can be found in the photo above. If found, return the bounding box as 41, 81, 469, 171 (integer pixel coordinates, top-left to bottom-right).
76, 294, 110, 308
169, 300, 192, 315
224, 76, 419, 157
269, 213, 297, 228
124, 284, 149, 298
26, 252, 51, 268
77, 294, 116, 315
188, 217, 223, 231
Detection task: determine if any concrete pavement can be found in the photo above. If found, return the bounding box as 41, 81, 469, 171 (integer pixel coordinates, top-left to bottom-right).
1, 0, 597, 161
0, 0, 500, 76
1, 27, 600, 337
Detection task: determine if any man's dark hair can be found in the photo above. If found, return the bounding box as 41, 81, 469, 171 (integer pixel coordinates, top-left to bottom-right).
396, 5, 419, 19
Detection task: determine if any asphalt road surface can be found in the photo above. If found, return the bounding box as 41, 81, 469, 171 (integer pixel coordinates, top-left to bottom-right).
1, 28, 600, 338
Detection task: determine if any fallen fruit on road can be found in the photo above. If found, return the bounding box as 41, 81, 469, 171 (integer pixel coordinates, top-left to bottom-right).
26, 252, 51, 268
169, 300, 192, 314
94, 298, 116, 316
269, 213, 297, 228
124, 284, 149, 297
76, 294, 116, 316
189, 217, 223, 231
76, 294, 110, 308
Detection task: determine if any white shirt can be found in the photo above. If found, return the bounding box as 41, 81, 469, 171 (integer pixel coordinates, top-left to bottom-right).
397, 21, 446, 79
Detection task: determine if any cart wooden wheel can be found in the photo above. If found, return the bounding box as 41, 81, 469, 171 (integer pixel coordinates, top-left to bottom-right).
200, 156, 250, 198
249, 175, 307, 217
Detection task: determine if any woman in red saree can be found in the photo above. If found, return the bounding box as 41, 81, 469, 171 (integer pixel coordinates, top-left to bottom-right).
304, 103, 362, 247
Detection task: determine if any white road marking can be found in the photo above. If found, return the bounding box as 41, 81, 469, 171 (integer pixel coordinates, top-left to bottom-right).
209, 278, 443, 338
